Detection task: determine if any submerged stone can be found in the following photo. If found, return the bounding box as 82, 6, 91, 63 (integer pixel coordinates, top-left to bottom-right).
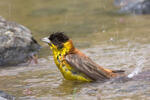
0, 16, 41, 66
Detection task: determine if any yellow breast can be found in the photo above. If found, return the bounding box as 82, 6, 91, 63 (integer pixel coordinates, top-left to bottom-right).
51, 44, 91, 82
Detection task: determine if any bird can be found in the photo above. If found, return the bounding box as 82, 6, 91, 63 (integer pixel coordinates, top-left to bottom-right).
42, 32, 125, 82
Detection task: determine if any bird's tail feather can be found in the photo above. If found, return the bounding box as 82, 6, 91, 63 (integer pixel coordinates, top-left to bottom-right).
112, 70, 125, 73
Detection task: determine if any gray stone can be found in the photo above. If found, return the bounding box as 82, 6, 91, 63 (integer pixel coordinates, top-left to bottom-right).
114, 0, 150, 14
0, 91, 15, 100
0, 16, 40, 66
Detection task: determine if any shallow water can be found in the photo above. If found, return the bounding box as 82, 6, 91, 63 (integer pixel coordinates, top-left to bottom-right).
0, 0, 150, 100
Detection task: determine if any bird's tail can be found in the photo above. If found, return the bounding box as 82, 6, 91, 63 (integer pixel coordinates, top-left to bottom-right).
111, 70, 125, 77
112, 70, 125, 73
104, 68, 125, 78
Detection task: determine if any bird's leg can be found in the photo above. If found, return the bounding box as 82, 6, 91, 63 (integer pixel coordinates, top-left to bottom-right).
27, 54, 38, 64
32, 54, 38, 64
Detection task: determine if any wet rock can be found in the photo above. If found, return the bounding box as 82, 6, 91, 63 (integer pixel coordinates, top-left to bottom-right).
0, 90, 15, 100
114, 0, 150, 14
0, 16, 41, 66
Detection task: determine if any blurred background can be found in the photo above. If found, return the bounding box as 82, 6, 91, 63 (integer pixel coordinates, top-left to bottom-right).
0, 0, 150, 100
1, 0, 149, 56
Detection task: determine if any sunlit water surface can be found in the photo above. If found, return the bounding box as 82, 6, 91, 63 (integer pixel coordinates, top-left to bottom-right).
0, 0, 150, 100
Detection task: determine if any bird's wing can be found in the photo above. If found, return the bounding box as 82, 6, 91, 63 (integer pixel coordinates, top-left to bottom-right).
65, 54, 112, 81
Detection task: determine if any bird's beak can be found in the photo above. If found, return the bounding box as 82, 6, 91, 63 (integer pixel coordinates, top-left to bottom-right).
41, 37, 51, 44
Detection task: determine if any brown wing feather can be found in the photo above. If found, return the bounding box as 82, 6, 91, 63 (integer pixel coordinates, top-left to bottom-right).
65, 53, 113, 81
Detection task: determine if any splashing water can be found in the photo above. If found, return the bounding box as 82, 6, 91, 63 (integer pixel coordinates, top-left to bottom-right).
128, 56, 146, 78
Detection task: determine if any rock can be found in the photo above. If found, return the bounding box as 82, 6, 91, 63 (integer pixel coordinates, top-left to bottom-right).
114, 0, 150, 14
0, 16, 41, 66
0, 90, 15, 100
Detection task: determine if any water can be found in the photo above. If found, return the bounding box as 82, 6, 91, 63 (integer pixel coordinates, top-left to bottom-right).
128, 56, 146, 78
0, 0, 150, 100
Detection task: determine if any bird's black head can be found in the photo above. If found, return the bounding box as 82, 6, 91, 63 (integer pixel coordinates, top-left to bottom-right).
49, 32, 69, 49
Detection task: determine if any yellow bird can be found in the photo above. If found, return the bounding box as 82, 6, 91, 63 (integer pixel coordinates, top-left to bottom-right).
42, 32, 125, 82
